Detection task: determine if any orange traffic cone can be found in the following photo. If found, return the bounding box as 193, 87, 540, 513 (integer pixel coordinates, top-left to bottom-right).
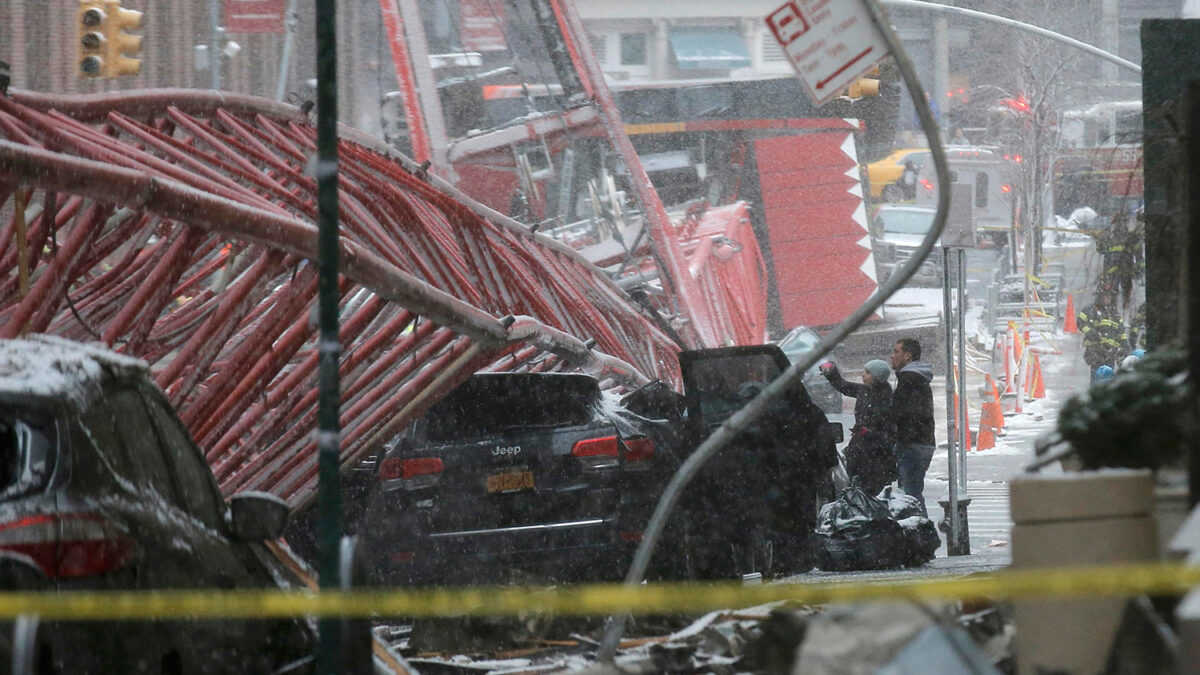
981, 399, 1002, 428
986, 374, 1005, 429
977, 419, 996, 450
1032, 354, 1046, 399
1063, 293, 1078, 334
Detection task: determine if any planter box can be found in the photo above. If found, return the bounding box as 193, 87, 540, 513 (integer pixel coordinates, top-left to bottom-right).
1010, 469, 1157, 675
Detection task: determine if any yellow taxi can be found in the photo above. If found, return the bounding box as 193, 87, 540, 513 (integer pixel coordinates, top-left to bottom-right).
865, 148, 929, 201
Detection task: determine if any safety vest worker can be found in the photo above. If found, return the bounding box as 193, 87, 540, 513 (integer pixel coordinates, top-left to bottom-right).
1078, 297, 1128, 376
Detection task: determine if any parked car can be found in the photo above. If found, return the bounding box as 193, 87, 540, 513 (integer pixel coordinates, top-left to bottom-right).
361, 372, 683, 587
0, 335, 317, 673
865, 147, 929, 201
870, 203, 943, 286
776, 326, 845, 416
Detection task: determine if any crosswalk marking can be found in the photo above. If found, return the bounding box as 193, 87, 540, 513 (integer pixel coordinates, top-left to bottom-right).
964, 483, 1010, 544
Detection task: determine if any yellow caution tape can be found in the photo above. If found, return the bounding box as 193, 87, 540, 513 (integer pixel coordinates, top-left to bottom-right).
0, 562, 1198, 620
1025, 273, 1051, 289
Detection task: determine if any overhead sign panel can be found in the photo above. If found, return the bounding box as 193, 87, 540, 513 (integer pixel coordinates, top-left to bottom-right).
225, 0, 285, 34
460, 0, 508, 52
764, 0, 888, 105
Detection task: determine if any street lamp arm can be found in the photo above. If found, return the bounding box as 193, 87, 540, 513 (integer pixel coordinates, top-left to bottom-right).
882, 0, 1142, 75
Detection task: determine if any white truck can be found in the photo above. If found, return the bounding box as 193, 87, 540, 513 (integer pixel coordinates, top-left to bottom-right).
916, 145, 1019, 247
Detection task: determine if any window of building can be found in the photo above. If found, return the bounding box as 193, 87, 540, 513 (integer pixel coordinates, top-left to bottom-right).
1114, 110, 1142, 145
975, 172, 989, 208
761, 33, 786, 63
589, 32, 608, 65
620, 33, 648, 66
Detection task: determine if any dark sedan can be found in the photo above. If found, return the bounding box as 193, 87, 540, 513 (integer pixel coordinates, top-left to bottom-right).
0, 336, 316, 673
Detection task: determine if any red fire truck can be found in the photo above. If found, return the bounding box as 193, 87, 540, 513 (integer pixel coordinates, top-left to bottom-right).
1052, 100, 1144, 217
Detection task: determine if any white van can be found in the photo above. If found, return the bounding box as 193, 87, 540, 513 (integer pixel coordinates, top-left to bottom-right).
916, 145, 1017, 243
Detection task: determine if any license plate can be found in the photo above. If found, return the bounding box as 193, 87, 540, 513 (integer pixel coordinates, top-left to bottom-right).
487, 470, 534, 493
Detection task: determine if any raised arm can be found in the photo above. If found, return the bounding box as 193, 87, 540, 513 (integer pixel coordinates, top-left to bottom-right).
820, 363, 868, 398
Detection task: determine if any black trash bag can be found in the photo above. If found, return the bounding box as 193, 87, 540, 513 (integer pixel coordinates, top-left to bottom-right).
815, 481, 906, 571
877, 486, 940, 567
896, 516, 940, 567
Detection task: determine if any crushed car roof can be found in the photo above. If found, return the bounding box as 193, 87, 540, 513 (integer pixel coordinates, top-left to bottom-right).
0, 335, 150, 406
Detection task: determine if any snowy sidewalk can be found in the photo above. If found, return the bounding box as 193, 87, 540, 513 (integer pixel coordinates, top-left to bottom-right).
925, 329, 1091, 560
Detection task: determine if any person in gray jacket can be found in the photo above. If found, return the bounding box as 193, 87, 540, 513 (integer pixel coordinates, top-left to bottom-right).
890, 338, 935, 514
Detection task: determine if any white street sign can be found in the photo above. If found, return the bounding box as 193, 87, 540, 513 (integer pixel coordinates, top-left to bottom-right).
765, 0, 889, 106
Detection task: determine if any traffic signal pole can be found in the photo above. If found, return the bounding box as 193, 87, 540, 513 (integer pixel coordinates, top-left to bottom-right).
314, 0, 343, 670
208, 0, 221, 89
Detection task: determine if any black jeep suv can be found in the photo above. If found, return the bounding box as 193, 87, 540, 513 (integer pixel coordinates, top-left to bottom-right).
362, 372, 679, 586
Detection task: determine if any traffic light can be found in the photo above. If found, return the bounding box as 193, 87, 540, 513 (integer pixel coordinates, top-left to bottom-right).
76, 0, 143, 78
77, 1, 106, 77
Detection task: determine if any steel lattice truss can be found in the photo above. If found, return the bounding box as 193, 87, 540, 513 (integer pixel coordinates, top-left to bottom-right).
0, 89, 681, 508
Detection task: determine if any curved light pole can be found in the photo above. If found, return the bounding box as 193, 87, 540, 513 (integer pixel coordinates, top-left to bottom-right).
882, 0, 1142, 75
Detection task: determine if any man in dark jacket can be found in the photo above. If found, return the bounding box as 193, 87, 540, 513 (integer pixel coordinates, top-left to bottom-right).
890, 338, 935, 514
819, 359, 896, 496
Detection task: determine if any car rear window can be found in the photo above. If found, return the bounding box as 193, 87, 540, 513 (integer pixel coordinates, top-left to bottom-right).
422, 374, 599, 442
879, 209, 934, 235
688, 353, 785, 420
0, 405, 56, 501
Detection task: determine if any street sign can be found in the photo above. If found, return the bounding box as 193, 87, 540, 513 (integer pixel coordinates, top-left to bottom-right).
225, 0, 285, 34
943, 183, 978, 248
764, 0, 889, 106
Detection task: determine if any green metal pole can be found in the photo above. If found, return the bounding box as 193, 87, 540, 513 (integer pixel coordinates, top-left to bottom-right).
314, 0, 343, 670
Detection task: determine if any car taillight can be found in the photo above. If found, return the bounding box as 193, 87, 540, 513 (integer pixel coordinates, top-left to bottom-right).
379, 457, 444, 490
623, 437, 655, 463
920, 179, 933, 191
0, 513, 134, 579
572, 436, 619, 469
572, 436, 618, 458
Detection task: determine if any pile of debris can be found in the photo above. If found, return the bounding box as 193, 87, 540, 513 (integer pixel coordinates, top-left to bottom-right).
379, 598, 1013, 674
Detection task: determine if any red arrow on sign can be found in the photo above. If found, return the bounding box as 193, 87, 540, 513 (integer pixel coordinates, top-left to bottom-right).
815, 46, 874, 90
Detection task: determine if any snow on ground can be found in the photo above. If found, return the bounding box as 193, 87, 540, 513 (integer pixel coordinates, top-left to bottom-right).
881, 287, 943, 325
